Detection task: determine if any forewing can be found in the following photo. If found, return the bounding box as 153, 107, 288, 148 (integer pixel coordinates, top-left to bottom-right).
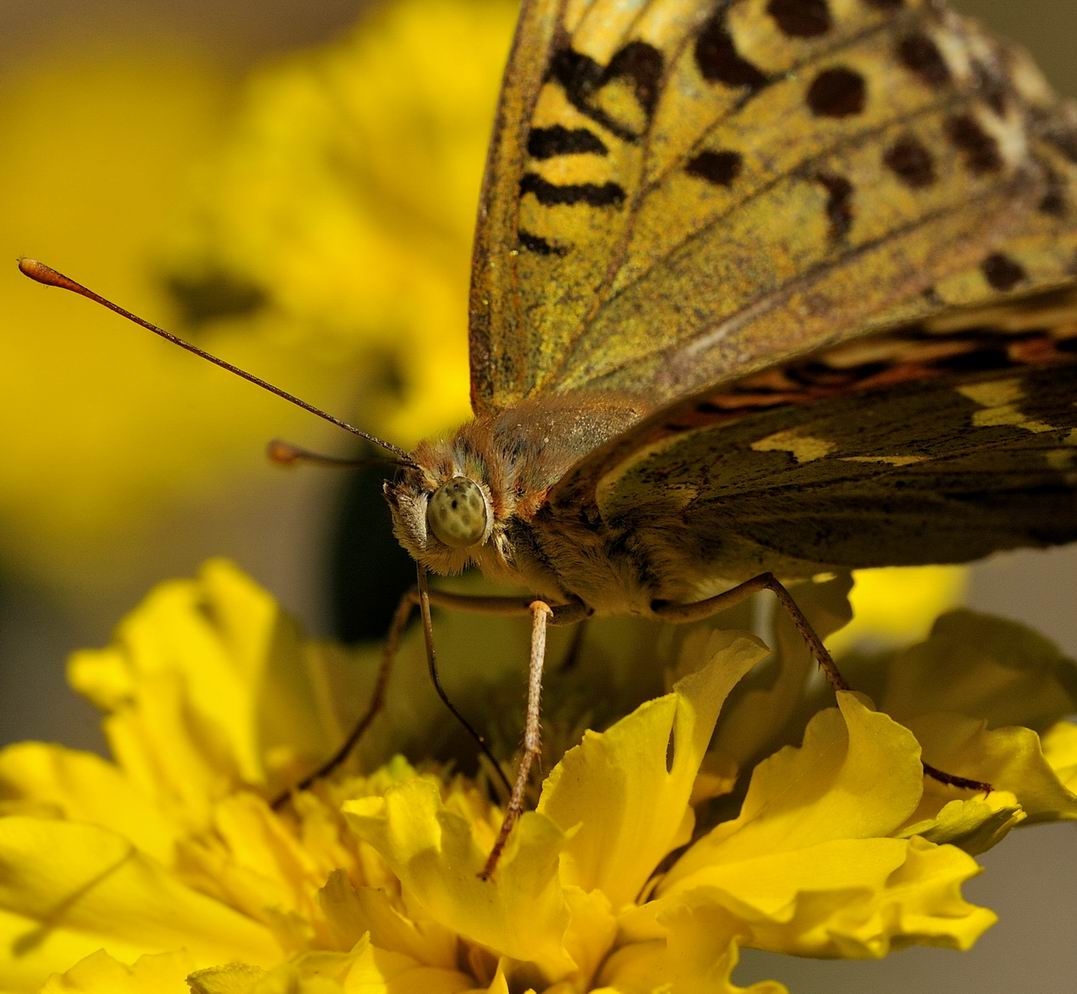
469, 0, 1061, 413
547, 314, 1077, 580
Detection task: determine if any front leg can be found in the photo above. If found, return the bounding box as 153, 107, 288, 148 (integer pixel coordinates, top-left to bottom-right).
275, 571, 588, 816
480, 600, 553, 881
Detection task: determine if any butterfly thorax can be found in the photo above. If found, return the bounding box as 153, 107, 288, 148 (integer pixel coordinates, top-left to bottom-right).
384, 393, 649, 606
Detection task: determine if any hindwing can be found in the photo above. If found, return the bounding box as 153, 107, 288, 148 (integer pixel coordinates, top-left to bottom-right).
546, 310, 1077, 589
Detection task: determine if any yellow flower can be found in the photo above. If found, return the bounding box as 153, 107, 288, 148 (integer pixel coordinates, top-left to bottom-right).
162, 0, 519, 445
3, 0, 515, 613
2, 562, 1075, 993
826, 566, 968, 655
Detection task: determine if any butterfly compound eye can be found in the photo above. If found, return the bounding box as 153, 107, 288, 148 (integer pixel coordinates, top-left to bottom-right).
426, 477, 489, 548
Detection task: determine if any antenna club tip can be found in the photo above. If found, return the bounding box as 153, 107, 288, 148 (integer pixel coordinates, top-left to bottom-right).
266, 439, 300, 465
17, 258, 82, 293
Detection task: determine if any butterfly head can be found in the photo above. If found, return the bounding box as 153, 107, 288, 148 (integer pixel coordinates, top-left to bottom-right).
383, 457, 496, 575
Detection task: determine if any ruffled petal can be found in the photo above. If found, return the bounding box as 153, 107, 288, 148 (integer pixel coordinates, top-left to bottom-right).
0, 744, 176, 863
0, 818, 277, 992
539, 632, 767, 908
627, 696, 993, 958
40, 949, 195, 994
905, 713, 1077, 829
344, 778, 574, 978
1043, 721, 1077, 792
666, 694, 924, 883
879, 612, 1076, 731
600, 910, 787, 994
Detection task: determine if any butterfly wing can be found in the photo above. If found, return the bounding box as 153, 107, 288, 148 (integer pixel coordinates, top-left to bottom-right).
545, 306, 1077, 596
469, 0, 1062, 415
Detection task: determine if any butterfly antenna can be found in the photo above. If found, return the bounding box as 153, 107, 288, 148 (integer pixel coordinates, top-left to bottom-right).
267, 438, 403, 470
18, 258, 417, 466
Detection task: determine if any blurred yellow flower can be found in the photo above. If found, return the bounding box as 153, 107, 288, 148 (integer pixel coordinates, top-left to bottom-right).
2, 562, 1074, 993
3, 0, 516, 605
826, 566, 968, 655
162, 0, 519, 445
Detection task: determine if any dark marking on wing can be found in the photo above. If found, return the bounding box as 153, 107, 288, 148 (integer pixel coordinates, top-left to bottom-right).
1037, 164, 1069, 217
527, 124, 608, 159
897, 32, 952, 88
946, 114, 1002, 174
547, 41, 663, 144
884, 134, 936, 187
981, 252, 1028, 291
520, 173, 626, 207
807, 66, 867, 117
605, 40, 664, 120
518, 229, 568, 256
816, 171, 855, 240
685, 149, 743, 186
1042, 118, 1077, 164
767, 0, 831, 38
970, 58, 1008, 117
695, 10, 768, 90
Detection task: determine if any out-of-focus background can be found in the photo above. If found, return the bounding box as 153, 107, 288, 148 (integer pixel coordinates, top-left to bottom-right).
1, 2, 1074, 992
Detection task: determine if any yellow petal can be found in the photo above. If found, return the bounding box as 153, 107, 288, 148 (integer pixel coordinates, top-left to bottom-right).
600, 911, 787, 994
41, 949, 195, 994
68, 561, 364, 816
186, 962, 263, 994
0, 744, 176, 864
906, 713, 1077, 826
712, 575, 852, 771
666, 694, 924, 885
1043, 721, 1077, 792
316, 871, 458, 968
901, 792, 1025, 855
540, 631, 767, 909
0, 818, 277, 992
626, 696, 994, 959
879, 611, 1076, 730
344, 778, 574, 978
188, 937, 474, 994
827, 567, 967, 654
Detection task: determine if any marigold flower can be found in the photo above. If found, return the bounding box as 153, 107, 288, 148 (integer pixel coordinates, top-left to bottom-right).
2, 561, 1074, 993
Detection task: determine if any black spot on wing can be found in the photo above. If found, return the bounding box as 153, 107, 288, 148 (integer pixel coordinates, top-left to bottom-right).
685, 149, 743, 186
865, 0, 904, 8
767, 0, 831, 38
520, 173, 626, 207
981, 252, 1027, 291
946, 113, 1002, 173
807, 67, 867, 117
884, 135, 936, 188
695, 10, 768, 91
816, 171, 855, 239
897, 32, 952, 88
527, 125, 607, 159
518, 229, 568, 256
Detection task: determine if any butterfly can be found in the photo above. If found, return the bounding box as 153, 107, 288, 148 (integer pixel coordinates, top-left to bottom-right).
20, 0, 1077, 878
379, 0, 1077, 873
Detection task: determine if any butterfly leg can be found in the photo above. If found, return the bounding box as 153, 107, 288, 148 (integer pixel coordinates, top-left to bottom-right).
271, 589, 418, 807
480, 599, 553, 881
653, 573, 991, 793
652, 572, 849, 692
